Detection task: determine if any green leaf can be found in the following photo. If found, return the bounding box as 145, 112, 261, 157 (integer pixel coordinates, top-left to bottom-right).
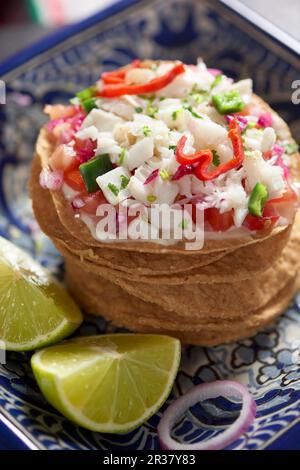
120, 175, 130, 189
284, 142, 299, 155
159, 169, 170, 181
147, 195, 157, 203
82, 97, 97, 114
76, 87, 94, 101
143, 125, 151, 137
212, 150, 220, 167
184, 104, 203, 119
108, 183, 119, 197
118, 148, 126, 166
211, 74, 223, 89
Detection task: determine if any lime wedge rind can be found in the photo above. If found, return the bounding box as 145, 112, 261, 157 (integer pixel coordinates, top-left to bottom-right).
31, 334, 181, 433
2, 318, 79, 352
0, 236, 83, 351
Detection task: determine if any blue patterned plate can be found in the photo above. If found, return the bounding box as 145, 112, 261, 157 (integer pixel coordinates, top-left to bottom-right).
0, 0, 300, 451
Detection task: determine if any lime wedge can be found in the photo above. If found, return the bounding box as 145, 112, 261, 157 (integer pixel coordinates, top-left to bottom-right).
0, 237, 83, 351
31, 334, 181, 433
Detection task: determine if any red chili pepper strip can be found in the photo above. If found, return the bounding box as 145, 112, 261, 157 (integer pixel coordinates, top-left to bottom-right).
101, 60, 142, 84
175, 117, 245, 181
175, 135, 212, 167
99, 62, 185, 98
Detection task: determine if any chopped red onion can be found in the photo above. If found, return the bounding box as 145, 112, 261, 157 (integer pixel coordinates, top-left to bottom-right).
208, 68, 222, 76
69, 112, 85, 132
47, 111, 85, 134
226, 114, 248, 131
47, 118, 63, 131
59, 126, 74, 144
273, 144, 284, 157
116, 211, 128, 234
177, 195, 206, 206
171, 165, 194, 181
257, 112, 273, 128
71, 197, 85, 209
74, 138, 97, 163
158, 380, 256, 451
276, 156, 290, 179
39, 168, 63, 191
144, 169, 159, 185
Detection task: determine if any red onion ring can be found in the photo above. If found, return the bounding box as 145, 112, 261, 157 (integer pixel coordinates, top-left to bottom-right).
158, 380, 256, 450
171, 165, 194, 181
144, 169, 159, 185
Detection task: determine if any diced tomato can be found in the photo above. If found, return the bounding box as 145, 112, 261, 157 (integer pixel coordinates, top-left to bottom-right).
266, 188, 298, 222
269, 188, 298, 205
205, 208, 234, 232
78, 190, 107, 214
238, 103, 261, 117
65, 169, 86, 192
44, 104, 79, 120
74, 138, 97, 164
244, 206, 279, 231
263, 150, 273, 160
244, 188, 298, 232
49, 144, 79, 172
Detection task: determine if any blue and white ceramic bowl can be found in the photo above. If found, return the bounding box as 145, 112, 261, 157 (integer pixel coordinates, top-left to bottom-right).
0, 0, 300, 450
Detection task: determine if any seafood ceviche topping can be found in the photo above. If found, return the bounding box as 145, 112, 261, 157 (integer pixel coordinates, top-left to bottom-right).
41, 59, 299, 242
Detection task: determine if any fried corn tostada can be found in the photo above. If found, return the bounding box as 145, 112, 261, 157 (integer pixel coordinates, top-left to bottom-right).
31, 59, 300, 345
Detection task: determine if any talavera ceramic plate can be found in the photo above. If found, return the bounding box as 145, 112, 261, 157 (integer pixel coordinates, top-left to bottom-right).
0, 0, 300, 450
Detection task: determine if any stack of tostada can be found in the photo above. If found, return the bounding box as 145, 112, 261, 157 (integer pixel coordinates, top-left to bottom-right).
30, 59, 300, 345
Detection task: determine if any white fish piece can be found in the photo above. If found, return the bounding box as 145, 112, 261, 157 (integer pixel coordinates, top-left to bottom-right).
126, 163, 156, 204
156, 66, 214, 98
153, 177, 179, 205
231, 78, 253, 104
210, 76, 233, 95
125, 67, 156, 84
130, 114, 169, 143
188, 117, 227, 149
62, 183, 79, 201
157, 146, 174, 159
81, 109, 124, 132
234, 207, 248, 228
157, 99, 190, 130
178, 175, 193, 197
96, 166, 131, 205
96, 132, 121, 157
161, 154, 180, 175
99, 98, 136, 120
243, 150, 285, 198
219, 182, 248, 215
244, 137, 262, 151
244, 128, 264, 151
215, 141, 233, 164
76, 125, 99, 140
125, 137, 154, 171
127, 175, 154, 204
156, 62, 175, 76
261, 127, 276, 153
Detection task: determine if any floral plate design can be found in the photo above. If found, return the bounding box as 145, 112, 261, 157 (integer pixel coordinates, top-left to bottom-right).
0, 0, 300, 450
